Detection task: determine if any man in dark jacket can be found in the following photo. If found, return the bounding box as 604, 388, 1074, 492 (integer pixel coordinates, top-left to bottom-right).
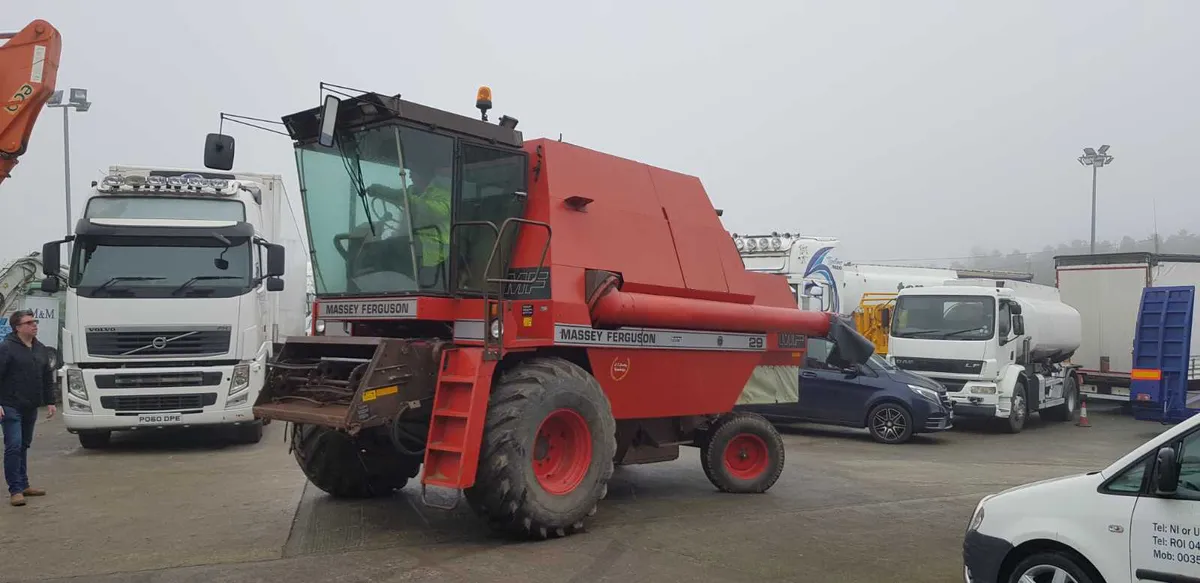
0, 309, 57, 507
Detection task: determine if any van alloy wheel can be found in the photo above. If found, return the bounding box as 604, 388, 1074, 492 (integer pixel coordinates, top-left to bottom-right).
871, 407, 908, 442
1016, 563, 1080, 583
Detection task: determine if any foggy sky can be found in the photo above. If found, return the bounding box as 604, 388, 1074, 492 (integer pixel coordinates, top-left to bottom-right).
4, 0, 1197, 267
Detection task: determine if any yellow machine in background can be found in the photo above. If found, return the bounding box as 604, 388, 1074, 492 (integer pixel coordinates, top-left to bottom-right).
854, 292, 897, 356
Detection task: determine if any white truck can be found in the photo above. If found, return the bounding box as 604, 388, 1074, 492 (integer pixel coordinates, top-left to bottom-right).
38, 165, 309, 448
885, 279, 1083, 433
731, 231, 1032, 314
1055, 251, 1200, 403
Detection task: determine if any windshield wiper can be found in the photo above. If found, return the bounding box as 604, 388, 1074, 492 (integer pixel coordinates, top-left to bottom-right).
942, 328, 986, 338
894, 329, 942, 338
171, 276, 242, 296
93, 276, 165, 294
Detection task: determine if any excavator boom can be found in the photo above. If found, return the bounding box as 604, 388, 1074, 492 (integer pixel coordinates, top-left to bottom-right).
0, 19, 62, 187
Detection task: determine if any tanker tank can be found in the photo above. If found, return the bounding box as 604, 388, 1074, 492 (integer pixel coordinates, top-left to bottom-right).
1013, 294, 1081, 363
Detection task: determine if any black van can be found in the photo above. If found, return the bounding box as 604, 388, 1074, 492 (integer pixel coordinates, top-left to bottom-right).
736, 337, 955, 444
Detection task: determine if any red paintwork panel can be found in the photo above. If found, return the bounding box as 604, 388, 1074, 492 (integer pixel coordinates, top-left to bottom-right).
532, 139, 686, 289
587, 348, 763, 419
644, 166, 730, 294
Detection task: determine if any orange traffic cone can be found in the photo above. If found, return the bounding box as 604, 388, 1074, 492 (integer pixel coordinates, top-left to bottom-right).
1076, 394, 1091, 428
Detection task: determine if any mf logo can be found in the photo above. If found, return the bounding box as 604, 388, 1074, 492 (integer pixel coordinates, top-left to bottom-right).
610, 357, 631, 381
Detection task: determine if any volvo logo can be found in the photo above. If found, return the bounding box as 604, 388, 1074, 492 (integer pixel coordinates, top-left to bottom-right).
151, 336, 168, 350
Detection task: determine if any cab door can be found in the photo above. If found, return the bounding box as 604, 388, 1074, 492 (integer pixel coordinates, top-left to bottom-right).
1129, 428, 1200, 582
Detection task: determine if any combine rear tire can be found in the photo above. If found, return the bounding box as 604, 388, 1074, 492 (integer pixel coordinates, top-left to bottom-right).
465, 357, 616, 539
700, 412, 785, 493
291, 423, 420, 498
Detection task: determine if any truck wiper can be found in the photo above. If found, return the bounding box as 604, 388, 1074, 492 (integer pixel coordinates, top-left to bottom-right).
894, 329, 942, 338
942, 328, 986, 338
94, 276, 165, 294
171, 275, 242, 296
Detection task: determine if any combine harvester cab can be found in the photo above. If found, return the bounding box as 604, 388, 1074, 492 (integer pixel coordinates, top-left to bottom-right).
205, 86, 875, 539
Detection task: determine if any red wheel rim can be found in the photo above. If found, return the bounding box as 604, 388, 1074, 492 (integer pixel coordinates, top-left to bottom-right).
532, 408, 593, 495
722, 433, 769, 480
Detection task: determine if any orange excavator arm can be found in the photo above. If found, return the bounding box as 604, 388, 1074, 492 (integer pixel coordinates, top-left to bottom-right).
0, 19, 62, 187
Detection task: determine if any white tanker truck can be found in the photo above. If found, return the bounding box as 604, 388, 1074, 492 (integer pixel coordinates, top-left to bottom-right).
884, 279, 1082, 433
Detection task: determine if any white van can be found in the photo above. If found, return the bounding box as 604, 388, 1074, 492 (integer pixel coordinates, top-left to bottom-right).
963, 412, 1200, 583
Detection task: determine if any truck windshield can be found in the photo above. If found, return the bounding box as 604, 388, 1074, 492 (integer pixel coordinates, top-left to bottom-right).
891, 295, 995, 341
296, 123, 527, 297
70, 236, 253, 298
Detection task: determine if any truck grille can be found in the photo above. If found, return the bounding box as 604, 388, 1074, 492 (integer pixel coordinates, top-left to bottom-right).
933, 379, 967, 393
893, 357, 984, 375
93, 371, 224, 389
86, 328, 231, 358
100, 393, 218, 412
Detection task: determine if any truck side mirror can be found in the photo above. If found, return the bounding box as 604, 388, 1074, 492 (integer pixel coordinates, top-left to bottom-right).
880, 307, 891, 330
1154, 446, 1179, 496
41, 241, 61, 276
1009, 302, 1023, 315
204, 133, 236, 171
40, 277, 59, 293
266, 243, 286, 277
265, 277, 284, 292
1012, 315, 1025, 336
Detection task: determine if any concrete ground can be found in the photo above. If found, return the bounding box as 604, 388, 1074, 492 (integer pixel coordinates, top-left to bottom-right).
0, 403, 1167, 583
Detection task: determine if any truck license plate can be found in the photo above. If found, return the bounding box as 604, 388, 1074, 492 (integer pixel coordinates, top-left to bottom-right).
137, 413, 183, 425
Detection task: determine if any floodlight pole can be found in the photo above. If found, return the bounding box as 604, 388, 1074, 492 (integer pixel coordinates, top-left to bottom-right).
1077, 145, 1113, 255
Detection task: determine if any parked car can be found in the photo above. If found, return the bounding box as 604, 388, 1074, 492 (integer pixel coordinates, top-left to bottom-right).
736, 337, 954, 444
963, 403, 1200, 583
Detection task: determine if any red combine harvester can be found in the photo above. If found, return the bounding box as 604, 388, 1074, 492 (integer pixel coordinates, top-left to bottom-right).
203, 86, 873, 539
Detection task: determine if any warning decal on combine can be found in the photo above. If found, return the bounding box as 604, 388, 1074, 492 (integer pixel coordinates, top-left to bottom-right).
553, 324, 766, 352
319, 298, 418, 319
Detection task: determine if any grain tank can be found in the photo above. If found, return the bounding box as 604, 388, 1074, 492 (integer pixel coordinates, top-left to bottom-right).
886, 280, 1083, 433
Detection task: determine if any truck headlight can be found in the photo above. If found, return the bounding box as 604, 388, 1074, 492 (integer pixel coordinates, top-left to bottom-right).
66, 369, 88, 401
230, 364, 250, 395
908, 384, 940, 402
314, 319, 326, 334
490, 319, 502, 339
970, 386, 997, 395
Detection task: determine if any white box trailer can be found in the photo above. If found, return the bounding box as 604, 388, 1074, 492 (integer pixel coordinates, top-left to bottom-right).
1054, 252, 1200, 402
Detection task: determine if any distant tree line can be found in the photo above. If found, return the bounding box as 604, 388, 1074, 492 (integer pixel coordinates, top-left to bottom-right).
949, 230, 1200, 286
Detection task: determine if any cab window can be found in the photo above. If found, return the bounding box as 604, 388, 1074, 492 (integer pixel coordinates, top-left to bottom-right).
1175, 430, 1200, 495
1104, 456, 1150, 494
805, 338, 836, 370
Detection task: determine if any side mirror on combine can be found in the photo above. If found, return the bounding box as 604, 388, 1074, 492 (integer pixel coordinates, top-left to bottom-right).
204, 133, 236, 171
1012, 315, 1025, 336
1154, 446, 1179, 496
266, 243, 286, 277
318, 94, 340, 148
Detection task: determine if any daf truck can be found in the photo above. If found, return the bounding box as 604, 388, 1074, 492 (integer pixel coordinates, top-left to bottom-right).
886, 279, 1083, 433
39, 166, 308, 448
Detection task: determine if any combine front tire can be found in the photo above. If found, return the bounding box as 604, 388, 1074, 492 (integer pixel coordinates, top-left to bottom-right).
465, 357, 616, 539
700, 412, 785, 493
291, 423, 420, 498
